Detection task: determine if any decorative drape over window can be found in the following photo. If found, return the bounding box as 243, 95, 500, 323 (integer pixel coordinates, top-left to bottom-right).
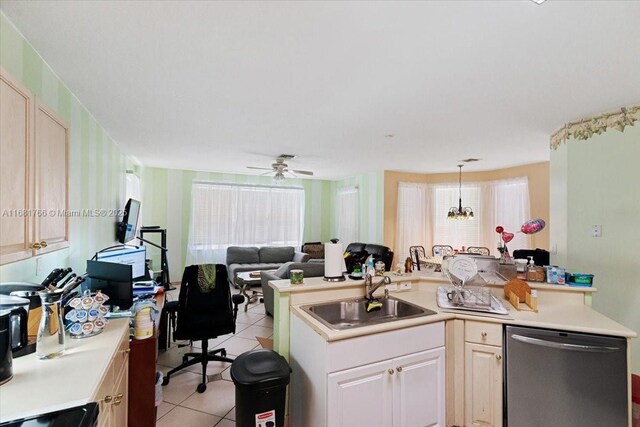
187, 182, 305, 264
395, 177, 531, 257
336, 186, 359, 245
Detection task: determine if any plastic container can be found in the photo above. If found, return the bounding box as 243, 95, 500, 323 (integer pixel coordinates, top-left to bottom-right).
231, 349, 291, 427
566, 273, 594, 287
545, 265, 566, 285
526, 266, 546, 282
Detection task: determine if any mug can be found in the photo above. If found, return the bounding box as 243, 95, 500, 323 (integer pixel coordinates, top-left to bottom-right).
290, 270, 304, 285
446, 288, 464, 305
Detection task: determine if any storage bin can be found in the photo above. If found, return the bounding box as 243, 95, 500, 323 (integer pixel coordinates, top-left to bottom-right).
566, 273, 594, 287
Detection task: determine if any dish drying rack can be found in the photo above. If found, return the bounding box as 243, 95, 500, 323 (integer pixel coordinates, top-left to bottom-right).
439, 268, 509, 315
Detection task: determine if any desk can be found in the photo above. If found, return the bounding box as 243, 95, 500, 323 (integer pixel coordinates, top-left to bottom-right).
235, 271, 264, 312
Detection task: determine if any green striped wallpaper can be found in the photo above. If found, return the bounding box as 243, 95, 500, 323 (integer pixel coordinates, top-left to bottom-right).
0, 13, 132, 282
140, 168, 385, 276
0, 12, 386, 282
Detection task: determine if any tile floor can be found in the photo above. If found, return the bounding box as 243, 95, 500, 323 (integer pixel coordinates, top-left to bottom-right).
156, 285, 273, 427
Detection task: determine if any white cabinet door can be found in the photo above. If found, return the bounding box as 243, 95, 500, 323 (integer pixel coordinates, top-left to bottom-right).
394, 347, 445, 427
328, 359, 394, 427
465, 342, 503, 427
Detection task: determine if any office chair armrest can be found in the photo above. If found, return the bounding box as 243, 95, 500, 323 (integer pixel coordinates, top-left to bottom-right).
232, 294, 245, 306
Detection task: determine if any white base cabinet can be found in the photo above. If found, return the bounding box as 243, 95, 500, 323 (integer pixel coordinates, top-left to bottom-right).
464, 320, 503, 427
291, 316, 445, 427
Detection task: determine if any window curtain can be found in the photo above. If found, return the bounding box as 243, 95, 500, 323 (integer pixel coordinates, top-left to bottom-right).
336, 186, 359, 245
395, 177, 531, 257
186, 182, 305, 265
395, 182, 432, 263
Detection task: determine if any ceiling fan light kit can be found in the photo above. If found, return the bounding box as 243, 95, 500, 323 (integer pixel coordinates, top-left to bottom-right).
447, 164, 474, 220
247, 155, 314, 182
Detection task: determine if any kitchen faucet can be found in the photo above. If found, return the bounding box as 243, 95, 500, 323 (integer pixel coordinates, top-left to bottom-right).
364, 274, 391, 301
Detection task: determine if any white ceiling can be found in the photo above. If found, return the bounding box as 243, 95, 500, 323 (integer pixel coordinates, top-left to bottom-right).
1, 1, 639, 179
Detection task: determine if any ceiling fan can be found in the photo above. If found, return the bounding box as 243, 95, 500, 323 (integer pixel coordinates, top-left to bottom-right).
247, 155, 314, 182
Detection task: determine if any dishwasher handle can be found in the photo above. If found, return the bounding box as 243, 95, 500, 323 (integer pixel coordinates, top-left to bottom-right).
511, 334, 621, 353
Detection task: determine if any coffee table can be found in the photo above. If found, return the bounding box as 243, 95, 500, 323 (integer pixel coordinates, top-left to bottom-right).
235, 271, 265, 312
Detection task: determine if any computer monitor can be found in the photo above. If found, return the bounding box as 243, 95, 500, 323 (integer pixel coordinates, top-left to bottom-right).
96, 246, 147, 280
116, 198, 141, 244
86, 260, 133, 310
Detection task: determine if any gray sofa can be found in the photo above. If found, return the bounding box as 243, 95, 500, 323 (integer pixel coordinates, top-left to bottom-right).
261, 261, 325, 316
226, 246, 309, 286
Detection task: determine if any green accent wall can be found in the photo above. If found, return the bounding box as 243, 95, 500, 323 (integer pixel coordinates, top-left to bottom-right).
0, 13, 132, 282
550, 124, 640, 374
140, 167, 337, 276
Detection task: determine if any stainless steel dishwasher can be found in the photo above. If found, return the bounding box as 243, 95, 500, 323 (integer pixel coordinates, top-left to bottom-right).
505, 325, 628, 427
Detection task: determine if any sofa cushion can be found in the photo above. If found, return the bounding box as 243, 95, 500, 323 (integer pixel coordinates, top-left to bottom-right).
259, 246, 295, 263
345, 242, 366, 253
274, 261, 325, 279
226, 246, 260, 265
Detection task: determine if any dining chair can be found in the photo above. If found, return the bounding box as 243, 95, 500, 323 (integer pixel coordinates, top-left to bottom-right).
432, 245, 454, 256
466, 246, 491, 256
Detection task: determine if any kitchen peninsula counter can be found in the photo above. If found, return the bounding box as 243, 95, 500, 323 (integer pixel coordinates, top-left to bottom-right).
0, 319, 129, 423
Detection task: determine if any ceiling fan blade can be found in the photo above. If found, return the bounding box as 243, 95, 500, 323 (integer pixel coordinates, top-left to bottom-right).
291, 169, 314, 176
247, 166, 274, 171
260, 171, 273, 176
284, 170, 298, 177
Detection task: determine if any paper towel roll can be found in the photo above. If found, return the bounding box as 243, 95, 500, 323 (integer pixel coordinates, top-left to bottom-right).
324, 241, 345, 280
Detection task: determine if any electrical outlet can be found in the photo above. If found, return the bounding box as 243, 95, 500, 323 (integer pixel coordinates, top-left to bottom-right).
592, 225, 602, 237
35, 257, 41, 276
399, 282, 412, 291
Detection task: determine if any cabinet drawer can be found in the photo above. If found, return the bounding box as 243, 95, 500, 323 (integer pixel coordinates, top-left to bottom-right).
465, 321, 502, 347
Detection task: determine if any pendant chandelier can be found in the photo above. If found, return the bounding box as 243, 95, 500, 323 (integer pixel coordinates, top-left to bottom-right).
447, 164, 474, 220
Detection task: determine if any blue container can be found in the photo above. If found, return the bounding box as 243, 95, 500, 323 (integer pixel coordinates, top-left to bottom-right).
566, 273, 594, 287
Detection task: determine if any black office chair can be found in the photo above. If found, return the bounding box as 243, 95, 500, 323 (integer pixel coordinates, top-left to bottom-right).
162, 264, 244, 393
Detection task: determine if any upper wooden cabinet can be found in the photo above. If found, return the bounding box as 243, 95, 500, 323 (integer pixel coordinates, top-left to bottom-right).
0, 67, 69, 265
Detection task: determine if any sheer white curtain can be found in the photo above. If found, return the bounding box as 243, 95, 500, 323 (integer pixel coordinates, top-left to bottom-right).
336, 186, 359, 245
396, 177, 531, 257
395, 182, 432, 263
186, 182, 305, 265
480, 177, 531, 251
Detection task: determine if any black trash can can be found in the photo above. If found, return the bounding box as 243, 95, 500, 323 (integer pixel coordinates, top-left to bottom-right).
231, 349, 291, 427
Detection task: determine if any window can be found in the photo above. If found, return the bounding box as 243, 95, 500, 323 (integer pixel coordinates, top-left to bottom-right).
432, 184, 482, 250
336, 186, 359, 244
187, 182, 305, 264
395, 177, 531, 255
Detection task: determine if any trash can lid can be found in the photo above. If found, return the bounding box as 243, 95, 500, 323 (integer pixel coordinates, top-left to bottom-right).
231, 349, 291, 389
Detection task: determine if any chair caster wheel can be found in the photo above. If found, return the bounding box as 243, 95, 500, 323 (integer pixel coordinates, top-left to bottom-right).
221, 349, 227, 357
162, 377, 170, 386
197, 383, 207, 393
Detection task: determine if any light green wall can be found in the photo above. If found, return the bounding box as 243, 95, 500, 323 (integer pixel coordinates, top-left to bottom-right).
140, 168, 386, 276
550, 124, 640, 374
140, 167, 335, 276
0, 13, 131, 282
329, 171, 385, 245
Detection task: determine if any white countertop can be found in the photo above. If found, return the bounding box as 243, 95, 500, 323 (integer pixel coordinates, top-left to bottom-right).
290, 285, 635, 342
269, 270, 598, 294
0, 319, 129, 422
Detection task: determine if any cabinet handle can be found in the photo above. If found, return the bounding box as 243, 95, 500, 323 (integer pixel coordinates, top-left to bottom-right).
396, 366, 403, 372
32, 241, 47, 249
481, 332, 487, 338
103, 395, 113, 403
113, 393, 124, 406
388, 368, 394, 375
496, 354, 502, 360
121, 348, 130, 354
40, 241, 48, 248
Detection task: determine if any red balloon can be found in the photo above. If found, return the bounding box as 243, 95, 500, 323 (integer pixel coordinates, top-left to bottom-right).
521, 219, 546, 235
495, 226, 504, 233
502, 232, 514, 243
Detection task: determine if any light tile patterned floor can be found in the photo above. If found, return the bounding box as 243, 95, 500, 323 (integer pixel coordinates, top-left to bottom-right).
156, 284, 271, 426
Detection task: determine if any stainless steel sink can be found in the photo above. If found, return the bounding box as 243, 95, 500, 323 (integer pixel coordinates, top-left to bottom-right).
301, 297, 437, 330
